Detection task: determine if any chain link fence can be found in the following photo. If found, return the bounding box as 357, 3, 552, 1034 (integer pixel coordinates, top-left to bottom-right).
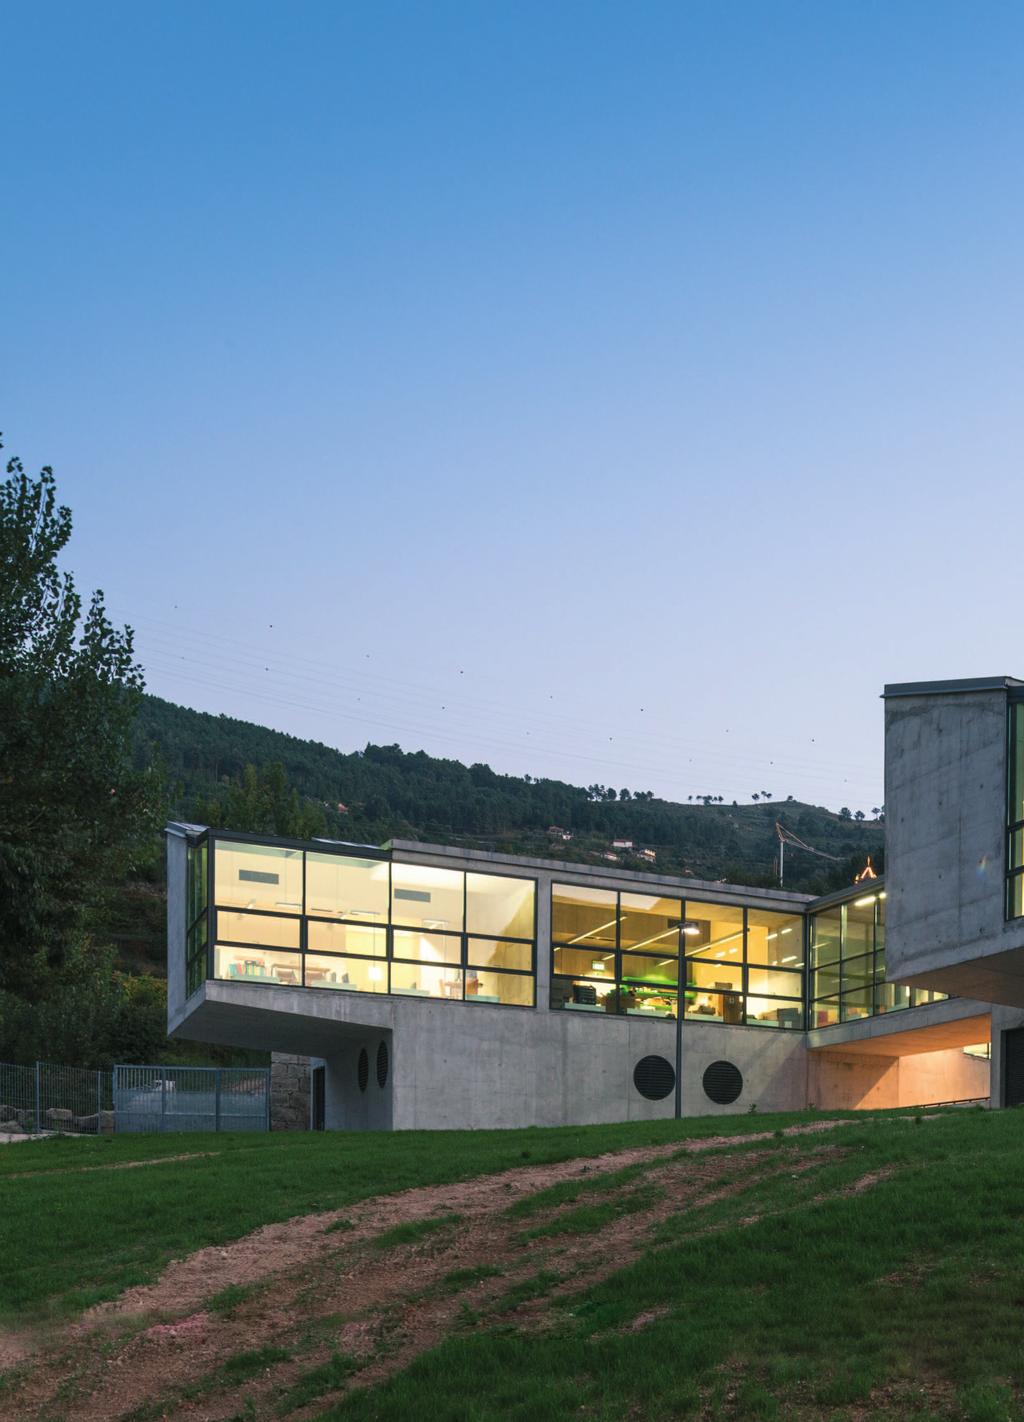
0, 1062, 269, 1135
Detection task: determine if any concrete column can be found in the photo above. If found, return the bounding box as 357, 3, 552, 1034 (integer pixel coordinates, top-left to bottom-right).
534, 870, 553, 1010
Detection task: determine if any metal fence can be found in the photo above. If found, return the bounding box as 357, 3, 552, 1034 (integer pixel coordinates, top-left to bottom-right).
113, 1065, 270, 1133
0, 1061, 113, 1135
0, 1061, 269, 1135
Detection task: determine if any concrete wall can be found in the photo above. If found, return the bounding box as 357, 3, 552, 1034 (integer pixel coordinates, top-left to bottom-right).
885, 685, 1024, 1004
325, 1034, 393, 1131
681, 1024, 807, 1116
809, 1048, 990, 1110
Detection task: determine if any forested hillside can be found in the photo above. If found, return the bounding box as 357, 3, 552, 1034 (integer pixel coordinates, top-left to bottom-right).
136, 695, 884, 894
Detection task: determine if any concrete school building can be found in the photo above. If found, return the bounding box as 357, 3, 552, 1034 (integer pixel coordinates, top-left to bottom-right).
167, 674, 1024, 1130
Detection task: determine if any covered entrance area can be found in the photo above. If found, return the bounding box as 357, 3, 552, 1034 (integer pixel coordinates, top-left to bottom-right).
807, 1007, 991, 1111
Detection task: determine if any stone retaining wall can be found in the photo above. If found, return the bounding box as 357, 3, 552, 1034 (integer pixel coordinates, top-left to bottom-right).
270, 1053, 311, 1131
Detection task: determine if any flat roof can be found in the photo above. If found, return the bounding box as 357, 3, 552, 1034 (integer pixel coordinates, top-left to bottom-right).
883, 676, 1024, 699
166, 822, 814, 908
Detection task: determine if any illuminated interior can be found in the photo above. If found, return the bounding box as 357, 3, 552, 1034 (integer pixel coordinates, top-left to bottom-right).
809, 890, 946, 1025
188, 833, 945, 1034
205, 837, 535, 1007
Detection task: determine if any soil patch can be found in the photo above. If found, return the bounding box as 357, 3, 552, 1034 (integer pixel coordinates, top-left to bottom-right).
0, 1121, 871, 1422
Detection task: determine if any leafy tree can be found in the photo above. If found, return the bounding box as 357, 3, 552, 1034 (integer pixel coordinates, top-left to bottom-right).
0, 439, 162, 1000
194, 762, 327, 838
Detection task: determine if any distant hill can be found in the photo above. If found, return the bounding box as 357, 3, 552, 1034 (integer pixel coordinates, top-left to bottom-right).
135, 694, 884, 896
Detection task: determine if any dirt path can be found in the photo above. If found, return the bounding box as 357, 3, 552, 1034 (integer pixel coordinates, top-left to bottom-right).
0, 1119, 871, 1422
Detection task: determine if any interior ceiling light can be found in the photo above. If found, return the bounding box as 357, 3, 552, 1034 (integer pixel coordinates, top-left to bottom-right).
567, 915, 620, 946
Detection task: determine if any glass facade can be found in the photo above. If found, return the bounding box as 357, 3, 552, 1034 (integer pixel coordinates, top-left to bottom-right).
184, 831, 948, 1033
550, 887, 804, 1027
204, 836, 535, 1006
809, 889, 946, 1026
185, 839, 208, 998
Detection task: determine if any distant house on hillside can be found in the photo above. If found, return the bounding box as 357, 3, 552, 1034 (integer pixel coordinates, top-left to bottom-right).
612, 838, 633, 850
602, 851, 619, 863
638, 848, 656, 864
547, 826, 573, 842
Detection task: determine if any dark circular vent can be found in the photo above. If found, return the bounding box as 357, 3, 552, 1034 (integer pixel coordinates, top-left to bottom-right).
376, 1040, 389, 1089
703, 1060, 743, 1105
357, 1047, 369, 1093
633, 1054, 676, 1101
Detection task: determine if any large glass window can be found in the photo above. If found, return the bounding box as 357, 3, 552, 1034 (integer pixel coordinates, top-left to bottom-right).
466, 873, 534, 939
215, 841, 303, 912
683, 902, 745, 960
552, 884, 618, 950
467, 970, 534, 1006
306, 853, 388, 923
550, 887, 813, 1028
307, 921, 387, 956
391, 960, 464, 999
684, 901, 746, 1025
391, 863, 464, 932
551, 885, 681, 1018
392, 929, 463, 965
619, 894, 681, 952
185, 839, 209, 998
467, 938, 532, 972
810, 906, 842, 966
747, 908, 804, 968
809, 889, 939, 1026
213, 945, 302, 985
304, 954, 387, 992
205, 842, 535, 1008
217, 910, 300, 949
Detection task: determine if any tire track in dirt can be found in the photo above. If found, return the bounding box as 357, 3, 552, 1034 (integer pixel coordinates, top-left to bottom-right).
2, 1120, 868, 1422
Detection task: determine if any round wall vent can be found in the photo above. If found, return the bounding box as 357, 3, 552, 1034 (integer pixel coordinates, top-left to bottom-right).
633, 1054, 676, 1101
357, 1047, 369, 1093
376, 1040, 389, 1089
702, 1060, 743, 1105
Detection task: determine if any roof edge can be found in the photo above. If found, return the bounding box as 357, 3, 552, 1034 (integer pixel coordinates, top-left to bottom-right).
883, 676, 1024, 700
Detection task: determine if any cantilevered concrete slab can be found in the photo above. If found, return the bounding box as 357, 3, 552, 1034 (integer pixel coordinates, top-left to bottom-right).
807, 998, 990, 1057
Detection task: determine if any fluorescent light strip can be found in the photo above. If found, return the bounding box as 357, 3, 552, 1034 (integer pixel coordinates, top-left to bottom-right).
567, 915, 620, 946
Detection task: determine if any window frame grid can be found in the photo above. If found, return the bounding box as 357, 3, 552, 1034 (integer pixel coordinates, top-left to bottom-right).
205, 834, 537, 1009
551, 890, 807, 1028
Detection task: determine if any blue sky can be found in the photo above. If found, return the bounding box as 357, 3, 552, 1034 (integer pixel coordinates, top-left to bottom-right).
4, 2, 1023, 812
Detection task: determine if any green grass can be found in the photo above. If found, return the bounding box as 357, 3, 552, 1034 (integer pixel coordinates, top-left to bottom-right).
207, 1281, 263, 1316
218, 1346, 291, 1385
521, 1184, 664, 1239
0, 1108, 835, 1324
277, 1353, 358, 1414
370, 1214, 462, 1249
494, 1269, 565, 1313
438, 1264, 504, 1294
308, 1110, 1024, 1421
504, 1160, 649, 1218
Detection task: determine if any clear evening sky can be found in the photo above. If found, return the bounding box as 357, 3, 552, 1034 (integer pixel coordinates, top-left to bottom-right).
4, 2, 1022, 813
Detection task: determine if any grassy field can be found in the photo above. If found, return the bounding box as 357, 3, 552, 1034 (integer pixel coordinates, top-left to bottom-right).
0, 1108, 828, 1323
4, 1107, 1024, 1421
